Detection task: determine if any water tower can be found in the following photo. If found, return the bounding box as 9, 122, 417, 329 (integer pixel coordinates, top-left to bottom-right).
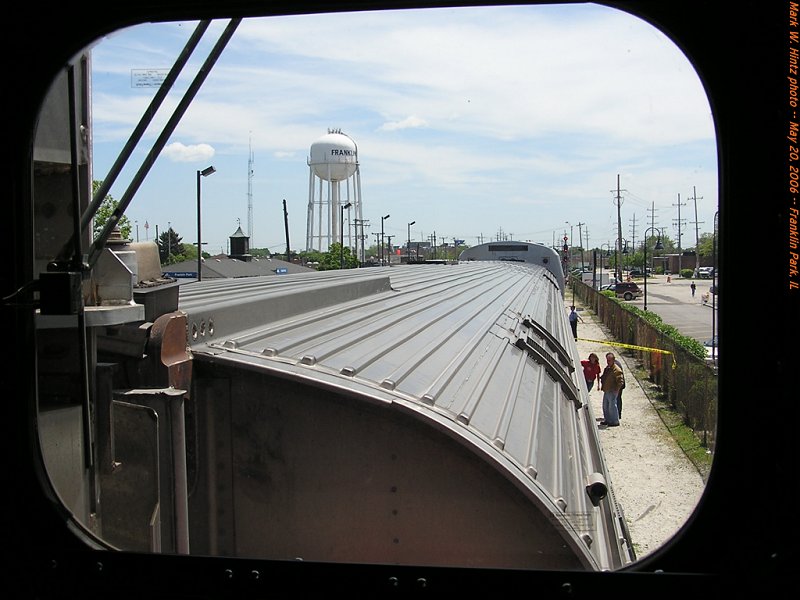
306, 129, 363, 254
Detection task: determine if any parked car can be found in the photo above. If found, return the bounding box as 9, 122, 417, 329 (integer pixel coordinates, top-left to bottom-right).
695, 266, 714, 278
614, 282, 642, 301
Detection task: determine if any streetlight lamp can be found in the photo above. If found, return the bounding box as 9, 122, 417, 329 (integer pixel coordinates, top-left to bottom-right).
196, 165, 216, 281
642, 227, 664, 311
381, 214, 390, 265
340, 201, 352, 269
407, 221, 415, 262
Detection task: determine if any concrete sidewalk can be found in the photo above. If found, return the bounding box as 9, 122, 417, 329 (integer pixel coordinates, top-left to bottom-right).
565, 296, 706, 560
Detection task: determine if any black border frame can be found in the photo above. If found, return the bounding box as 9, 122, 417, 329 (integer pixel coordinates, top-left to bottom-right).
4, 1, 792, 597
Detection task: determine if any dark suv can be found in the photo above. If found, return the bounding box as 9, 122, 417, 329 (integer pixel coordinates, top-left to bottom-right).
614, 282, 642, 301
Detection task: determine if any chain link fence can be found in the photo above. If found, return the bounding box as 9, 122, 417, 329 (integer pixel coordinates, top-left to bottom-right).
572, 280, 717, 452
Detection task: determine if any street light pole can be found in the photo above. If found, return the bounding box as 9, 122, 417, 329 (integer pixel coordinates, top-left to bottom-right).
196, 165, 216, 281
643, 226, 663, 311
407, 221, 415, 262
340, 201, 352, 269
381, 214, 390, 265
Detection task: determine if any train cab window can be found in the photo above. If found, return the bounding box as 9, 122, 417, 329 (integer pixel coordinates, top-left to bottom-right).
30, 2, 718, 577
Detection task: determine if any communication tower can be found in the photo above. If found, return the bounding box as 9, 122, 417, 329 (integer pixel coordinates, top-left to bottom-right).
247, 137, 254, 240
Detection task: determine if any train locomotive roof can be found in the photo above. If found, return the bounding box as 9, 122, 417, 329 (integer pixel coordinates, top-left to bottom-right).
179, 260, 632, 569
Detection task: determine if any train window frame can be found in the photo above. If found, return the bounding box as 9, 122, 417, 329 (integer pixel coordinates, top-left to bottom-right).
5, 1, 790, 597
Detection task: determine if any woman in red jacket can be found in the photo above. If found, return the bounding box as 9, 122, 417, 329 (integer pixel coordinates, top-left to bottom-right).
581, 352, 601, 392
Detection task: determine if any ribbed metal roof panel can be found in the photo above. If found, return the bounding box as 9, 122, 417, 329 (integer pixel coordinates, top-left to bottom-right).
180, 261, 623, 567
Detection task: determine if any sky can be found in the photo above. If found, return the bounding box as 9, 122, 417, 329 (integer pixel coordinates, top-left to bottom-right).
85, 3, 717, 257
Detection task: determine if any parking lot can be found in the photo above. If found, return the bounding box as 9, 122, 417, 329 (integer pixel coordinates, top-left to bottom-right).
619, 275, 717, 344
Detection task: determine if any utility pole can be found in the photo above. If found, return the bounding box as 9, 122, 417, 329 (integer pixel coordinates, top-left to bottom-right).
354, 218, 369, 265
690, 186, 704, 273
628, 214, 638, 256
373, 232, 381, 263
673, 193, 687, 274
283, 199, 290, 262
612, 174, 626, 282
583, 225, 590, 265
386, 235, 394, 265
576, 221, 585, 272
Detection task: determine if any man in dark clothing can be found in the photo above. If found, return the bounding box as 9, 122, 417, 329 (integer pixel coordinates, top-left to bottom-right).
568, 306, 582, 341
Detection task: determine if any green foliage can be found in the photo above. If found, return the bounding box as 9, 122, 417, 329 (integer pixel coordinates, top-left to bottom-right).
679, 268, 694, 279
653, 400, 713, 481
316, 243, 359, 270
696, 232, 715, 257
250, 247, 271, 258
92, 180, 132, 241
300, 250, 325, 264
157, 228, 185, 264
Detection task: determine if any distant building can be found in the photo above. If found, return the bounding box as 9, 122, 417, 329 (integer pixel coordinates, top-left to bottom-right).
163, 227, 315, 280
228, 225, 252, 262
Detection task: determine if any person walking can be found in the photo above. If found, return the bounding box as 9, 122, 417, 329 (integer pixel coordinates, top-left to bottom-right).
690, 281, 697, 297
568, 306, 583, 341
581, 352, 602, 392
599, 352, 624, 427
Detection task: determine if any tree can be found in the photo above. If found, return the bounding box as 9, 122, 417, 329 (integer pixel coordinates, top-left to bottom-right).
299, 249, 325, 267
250, 247, 272, 258
158, 228, 185, 264
696, 232, 715, 257
91, 180, 132, 241
316, 243, 359, 270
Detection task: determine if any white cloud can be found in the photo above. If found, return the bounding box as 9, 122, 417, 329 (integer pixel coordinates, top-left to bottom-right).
378, 116, 429, 131
88, 5, 718, 252
162, 142, 216, 162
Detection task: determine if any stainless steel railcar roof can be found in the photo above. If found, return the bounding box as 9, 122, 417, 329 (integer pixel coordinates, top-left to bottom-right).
178, 260, 629, 569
